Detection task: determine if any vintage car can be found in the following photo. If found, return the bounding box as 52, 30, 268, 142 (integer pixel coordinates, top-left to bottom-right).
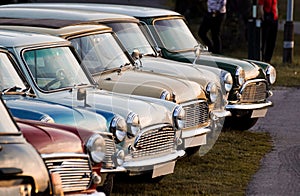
17, 3, 276, 130
0, 96, 51, 195
0, 8, 216, 155
0, 7, 228, 155
17, 118, 106, 196
0, 29, 185, 180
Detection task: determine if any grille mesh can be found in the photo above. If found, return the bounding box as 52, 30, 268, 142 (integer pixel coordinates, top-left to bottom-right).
43, 154, 91, 193
132, 126, 175, 158
240, 81, 267, 103
181, 100, 209, 129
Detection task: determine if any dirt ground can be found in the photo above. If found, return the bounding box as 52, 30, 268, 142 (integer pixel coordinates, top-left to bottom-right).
246, 87, 300, 196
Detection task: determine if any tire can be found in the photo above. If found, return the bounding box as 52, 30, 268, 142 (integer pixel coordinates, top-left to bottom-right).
97, 174, 114, 196
223, 115, 259, 131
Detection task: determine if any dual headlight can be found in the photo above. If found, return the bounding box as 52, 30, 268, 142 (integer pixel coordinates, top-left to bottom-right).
235, 67, 246, 86
86, 134, 106, 163
206, 82, 218, 103
126, 112, 140, 138
266, 65, 276, 85
173, 105, 185, 129
110, 116, 127, 143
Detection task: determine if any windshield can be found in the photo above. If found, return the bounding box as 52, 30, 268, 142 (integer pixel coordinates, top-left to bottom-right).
153, 18, 199, 52
23, 47, 91, 91
108, 22, 155, 56
70, 33, 130, 74
0, 52, 26, 91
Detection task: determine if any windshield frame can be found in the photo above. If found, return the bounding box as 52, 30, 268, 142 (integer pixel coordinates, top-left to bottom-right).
152, 16, 200, 53
106, 21, 157, 57
20, 44, 94, 93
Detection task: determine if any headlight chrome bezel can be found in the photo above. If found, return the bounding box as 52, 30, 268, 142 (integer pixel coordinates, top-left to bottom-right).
173, 105, 185, 129
126, 112, 140, 138
266, 65, 276, 85
160, 90, 172, 101
110, 116, 127, 143
235, 67, 246, 86
206, 82, 218, 103
222, 71, 233, 92
86, 134, 106, 163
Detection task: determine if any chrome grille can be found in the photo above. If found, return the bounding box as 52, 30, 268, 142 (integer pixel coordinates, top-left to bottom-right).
240, 81, 267, 103
103, 136, 116, 168
42, 154, 91, 193
181, 100, 209, 129
132, 126, 175, 158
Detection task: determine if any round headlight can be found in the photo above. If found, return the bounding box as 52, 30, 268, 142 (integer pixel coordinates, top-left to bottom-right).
266, 65, 276, 85
126, 112, 140, 138
206, 82, 218, 103
222, 71, 233, 92
110, 116, 127, 143
86, 134, 106, 163
173, 105, 185, 129
235, 67, 245, 86
40, 115, 55, 123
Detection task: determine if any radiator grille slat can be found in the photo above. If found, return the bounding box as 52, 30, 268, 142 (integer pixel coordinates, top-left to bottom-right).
103, 136, 116, 168
181, 100, 209, 129
240, 81, 267, 103
132, 126, 175, 158
43, 155, 92, 193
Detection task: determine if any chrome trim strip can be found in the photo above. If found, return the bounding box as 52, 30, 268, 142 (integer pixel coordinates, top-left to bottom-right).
181, 127, 210, 138
211, 110, 232, 118
100, 166, 127, 173
123, 150, 185, 169
225, 101, 273, 110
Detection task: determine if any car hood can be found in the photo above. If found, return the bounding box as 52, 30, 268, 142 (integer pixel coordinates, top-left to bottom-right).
201, 53, 261, 80
37, 87, 173, 129
4, 95, 107, 133
140, 57, 221, 88
170, 50, 261, 80
96, 67, 206, 103
18, 119, 84, 154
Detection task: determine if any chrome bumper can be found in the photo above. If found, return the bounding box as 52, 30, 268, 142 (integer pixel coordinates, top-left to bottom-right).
123, 150, 185, 171
225, 101, 273, 110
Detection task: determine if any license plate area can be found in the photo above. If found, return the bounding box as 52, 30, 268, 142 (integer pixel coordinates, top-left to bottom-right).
251, 108, 268, 118
152, 161, 175, 178
184, 134, 206, 148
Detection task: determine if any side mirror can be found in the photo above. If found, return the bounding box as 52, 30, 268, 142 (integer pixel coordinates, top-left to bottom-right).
193, 45, 201, 64
131, 49, 142, 60
77, 88, 86, 101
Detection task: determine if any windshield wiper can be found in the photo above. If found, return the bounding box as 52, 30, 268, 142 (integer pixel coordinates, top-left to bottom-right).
2, 86, 36, 97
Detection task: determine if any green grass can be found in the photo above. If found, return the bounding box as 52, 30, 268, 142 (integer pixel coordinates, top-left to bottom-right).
112, 130, 272, 196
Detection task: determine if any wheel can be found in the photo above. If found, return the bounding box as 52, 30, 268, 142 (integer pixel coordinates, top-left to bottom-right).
43, 69, 66, 90
223, 115, 259, 131
97, 174, 114, 196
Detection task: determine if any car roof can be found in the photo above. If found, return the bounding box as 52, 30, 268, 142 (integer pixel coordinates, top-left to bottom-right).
0, 18, 112, 38
0, 3, 181, 18
0, 29, 68, 48
0, 6, 139, 22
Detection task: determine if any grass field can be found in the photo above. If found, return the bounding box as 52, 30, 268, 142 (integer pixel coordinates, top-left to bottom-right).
112, 130, 272, 196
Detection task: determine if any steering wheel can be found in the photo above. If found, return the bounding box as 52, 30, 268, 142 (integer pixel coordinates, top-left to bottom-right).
43, 69, 66, 90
